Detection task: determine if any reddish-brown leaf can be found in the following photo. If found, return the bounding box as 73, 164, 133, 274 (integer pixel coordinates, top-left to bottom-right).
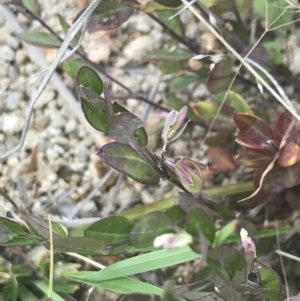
236, 150, 274, 167
234, 113, 274, 150
277, 142, 300, 167
207, 145, 236, 172
273, 111, 297, 148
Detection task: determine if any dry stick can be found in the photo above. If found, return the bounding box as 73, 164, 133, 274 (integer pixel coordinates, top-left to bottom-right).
181, 0, 300, 124
0, 0, 102, 160
276, 250, 300, 263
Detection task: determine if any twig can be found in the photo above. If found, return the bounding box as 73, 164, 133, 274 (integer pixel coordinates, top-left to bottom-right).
66, 252, 106, 270
181, 0, 300, 122
246, 58, 296, 114
0, 0, 102, 160
275, 249, 300, 263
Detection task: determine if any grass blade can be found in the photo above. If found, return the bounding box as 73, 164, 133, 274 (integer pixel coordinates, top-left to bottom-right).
64, 246, 200, 282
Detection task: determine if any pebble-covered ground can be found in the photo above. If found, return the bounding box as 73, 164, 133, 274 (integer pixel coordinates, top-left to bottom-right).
2, 1, 300, 299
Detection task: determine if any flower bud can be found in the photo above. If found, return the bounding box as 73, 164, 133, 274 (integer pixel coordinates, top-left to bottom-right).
161, 106, 189, 148
173, 157, 208, 194
153, 232, 193, 250
240, 228, 256, 258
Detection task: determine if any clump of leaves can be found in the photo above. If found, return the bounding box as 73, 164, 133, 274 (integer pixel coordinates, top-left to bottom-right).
234, 111, 300, 194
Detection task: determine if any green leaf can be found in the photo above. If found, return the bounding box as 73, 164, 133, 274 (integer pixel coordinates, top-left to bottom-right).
64, 245, 199, 282
158, 61, 182, 74
47, 237, 107, 255
64, 275, 163, 295
22, 0, 40, 15
165, 205, 186, 223
3, 234, 44, 246
85, 216, 134, 243
26, 215, 66, 239
0, 217, 24, 234
157, 10, 184, 36
187, 208, 215, 244
21, 32, 61, 48
77, 66, 103, 95
213, 220, 238, 247
213, 91, 253, 113
162, 289, 181, 301
259, 262, 281, 301
129, 211, 172, 248
192, 101, 236, 132
97, 142, 160, 185
34, 281, 67, 301
63, 59, 92, 78
80, 96, 110, 132
169, 75, 200, 89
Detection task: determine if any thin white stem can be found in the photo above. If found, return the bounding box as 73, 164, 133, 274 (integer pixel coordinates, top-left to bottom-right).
246, 58, 296, 114
0, 0, 102, 160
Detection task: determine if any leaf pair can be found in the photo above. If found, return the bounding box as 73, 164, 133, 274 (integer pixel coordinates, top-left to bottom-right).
76, 65, 161, 185
235, 111, 300, 193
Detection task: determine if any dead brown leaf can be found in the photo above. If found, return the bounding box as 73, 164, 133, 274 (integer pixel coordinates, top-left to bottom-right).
207, 145, 236, 172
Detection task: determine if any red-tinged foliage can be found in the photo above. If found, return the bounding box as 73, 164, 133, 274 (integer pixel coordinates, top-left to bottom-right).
235, 150, 274, 167
234, 111, 300, 194
277, 142, 300, 167
234, 113, 274, 151
273, 111, 297, 148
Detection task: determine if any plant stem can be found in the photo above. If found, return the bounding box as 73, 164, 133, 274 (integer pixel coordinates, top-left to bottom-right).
120, 180, 254, 220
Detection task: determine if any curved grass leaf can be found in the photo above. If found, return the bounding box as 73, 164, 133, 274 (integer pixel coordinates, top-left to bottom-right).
63, 276, 163, 295
63, 245, 200, 282
21, 32, 61, 48
97, 142, 160, 185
